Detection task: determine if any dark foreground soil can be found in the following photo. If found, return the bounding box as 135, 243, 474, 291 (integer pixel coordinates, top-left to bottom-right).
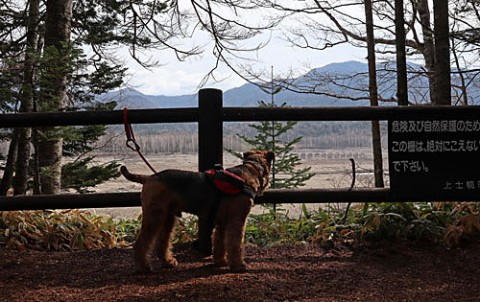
1, 242, 480, 302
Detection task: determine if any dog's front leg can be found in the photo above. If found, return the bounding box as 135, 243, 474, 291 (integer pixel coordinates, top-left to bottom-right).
224, 197, 253, 272
224, 219, 248, 272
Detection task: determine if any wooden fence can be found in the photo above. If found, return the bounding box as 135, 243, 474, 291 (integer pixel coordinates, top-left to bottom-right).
1, 88, 480, 212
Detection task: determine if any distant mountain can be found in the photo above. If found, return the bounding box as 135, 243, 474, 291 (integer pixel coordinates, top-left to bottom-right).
98, 61, 373, 108
97, 60, 479, 108
98, 87, 198, 109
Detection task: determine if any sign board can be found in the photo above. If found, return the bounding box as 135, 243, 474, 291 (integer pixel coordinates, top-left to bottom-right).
388, 119, 480, 200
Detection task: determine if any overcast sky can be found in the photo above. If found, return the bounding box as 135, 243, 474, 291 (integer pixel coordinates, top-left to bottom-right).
121, 33, 367, 96
111, 0, 372, 97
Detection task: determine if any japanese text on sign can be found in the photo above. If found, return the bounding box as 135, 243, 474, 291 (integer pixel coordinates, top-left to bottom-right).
388, 118, 480, 199
391, 140, 479, 153
391, 120, 480, 133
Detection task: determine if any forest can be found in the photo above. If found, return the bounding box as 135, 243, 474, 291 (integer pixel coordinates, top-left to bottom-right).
89, 121, 377, 155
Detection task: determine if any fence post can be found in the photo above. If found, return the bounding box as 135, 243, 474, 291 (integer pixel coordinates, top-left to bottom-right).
197, 88, 223, 255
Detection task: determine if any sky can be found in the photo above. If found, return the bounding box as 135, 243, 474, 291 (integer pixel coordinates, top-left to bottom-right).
112, 1, 374, 97
122, 39, 367, 96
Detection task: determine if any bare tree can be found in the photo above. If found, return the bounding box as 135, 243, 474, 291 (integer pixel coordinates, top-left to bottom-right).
250, 1, 474, 106
433, 0, 451, 105
365, 0, 384, 188
173, 0, 283, 84
395, 0, 408, 105
416, 0, 437, 103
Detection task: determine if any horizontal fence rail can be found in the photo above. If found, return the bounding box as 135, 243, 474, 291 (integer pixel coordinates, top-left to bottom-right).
222, 105, 480, 122
0, 108, 200, 127
2, 187, 479, 211
3, 105, 480, 128
2, 89, 480, 212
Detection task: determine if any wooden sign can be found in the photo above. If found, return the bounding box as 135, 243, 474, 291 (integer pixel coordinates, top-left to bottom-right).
388, 119, 480, 199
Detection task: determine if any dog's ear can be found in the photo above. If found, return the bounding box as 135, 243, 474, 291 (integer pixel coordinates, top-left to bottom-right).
243, 151, 255, 159
266, 151, 275, 163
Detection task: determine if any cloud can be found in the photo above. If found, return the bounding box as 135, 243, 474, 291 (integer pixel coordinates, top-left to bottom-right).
125, 62, 246, 96
122, 36, 365, 96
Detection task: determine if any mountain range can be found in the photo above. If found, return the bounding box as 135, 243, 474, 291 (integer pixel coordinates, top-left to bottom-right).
98, 60, 478, 108
98, 61, 372, 108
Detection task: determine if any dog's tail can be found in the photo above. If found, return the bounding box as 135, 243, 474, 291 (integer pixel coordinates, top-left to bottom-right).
120, 166, 150, 184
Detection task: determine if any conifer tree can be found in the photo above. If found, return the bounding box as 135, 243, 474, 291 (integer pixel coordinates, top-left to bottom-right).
230, 99, 314, 189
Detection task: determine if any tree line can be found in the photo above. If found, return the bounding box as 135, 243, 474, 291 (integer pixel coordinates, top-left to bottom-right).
89, 122, 375, 155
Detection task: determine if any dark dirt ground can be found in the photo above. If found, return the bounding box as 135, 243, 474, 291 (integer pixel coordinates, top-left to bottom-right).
1, 242, 480, 302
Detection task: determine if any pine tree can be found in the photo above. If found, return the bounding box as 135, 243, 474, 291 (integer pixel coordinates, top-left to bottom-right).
0, 26, 125, 195
229, 100, 315, 189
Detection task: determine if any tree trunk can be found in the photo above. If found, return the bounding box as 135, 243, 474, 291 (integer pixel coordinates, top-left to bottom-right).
36, 0, 73, 194
433, 0, 451, 105
32, 129, 42, 195
395, 0, 408, 106
365, 0, 384, 188
0, 132, 18, 195
416, 0, 437, 103
14, 0, 40, 195
452, 38, 468, 105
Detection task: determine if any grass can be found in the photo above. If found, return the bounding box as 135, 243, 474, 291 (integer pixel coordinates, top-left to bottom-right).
1, 202, 480, 252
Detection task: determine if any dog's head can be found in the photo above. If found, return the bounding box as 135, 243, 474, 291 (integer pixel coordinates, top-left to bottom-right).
242, 150, 275, 196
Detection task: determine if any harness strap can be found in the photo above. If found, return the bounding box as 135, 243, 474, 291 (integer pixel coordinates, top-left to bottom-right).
205, 168, 256, 199
123, 107, 157, 174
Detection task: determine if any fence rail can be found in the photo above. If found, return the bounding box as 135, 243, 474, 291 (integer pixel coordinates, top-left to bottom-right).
2, 104, 480, 128
2, 187, 480, 211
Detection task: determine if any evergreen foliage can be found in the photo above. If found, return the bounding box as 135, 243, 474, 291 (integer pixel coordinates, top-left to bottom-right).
0, 0, 162, 194
0, 15, 126, 194
61, 157, 120, 193
57, 51, 125, 193
230, 100, 315, 189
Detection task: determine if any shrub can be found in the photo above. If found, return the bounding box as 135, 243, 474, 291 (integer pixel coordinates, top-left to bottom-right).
2, 202, 479, 252
0, 210, 123, 251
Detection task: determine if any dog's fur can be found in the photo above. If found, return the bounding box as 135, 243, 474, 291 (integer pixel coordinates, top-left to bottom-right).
121, 150, 274, 272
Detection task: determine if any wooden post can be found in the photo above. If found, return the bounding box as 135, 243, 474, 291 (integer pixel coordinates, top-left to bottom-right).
197, 88, 223, 255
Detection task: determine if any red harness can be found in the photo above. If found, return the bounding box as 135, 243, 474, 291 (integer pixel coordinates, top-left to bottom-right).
205, 168, 256, 198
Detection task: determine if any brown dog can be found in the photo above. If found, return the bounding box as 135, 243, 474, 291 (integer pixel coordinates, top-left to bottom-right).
120, 150, 274, 273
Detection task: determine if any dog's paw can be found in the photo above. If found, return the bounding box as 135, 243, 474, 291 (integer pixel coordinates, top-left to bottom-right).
213, 258, 228, 267
134, 265, 154, 275
161, 258, 178, 268
229, 262, 248, 273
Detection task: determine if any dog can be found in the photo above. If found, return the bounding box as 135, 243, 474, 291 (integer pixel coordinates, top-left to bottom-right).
120, 150, 274, 273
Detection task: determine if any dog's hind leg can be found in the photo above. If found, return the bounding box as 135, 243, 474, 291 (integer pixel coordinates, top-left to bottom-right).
134, 207, 165, 273
212, 224, 227, 267
154, 208, 178, 268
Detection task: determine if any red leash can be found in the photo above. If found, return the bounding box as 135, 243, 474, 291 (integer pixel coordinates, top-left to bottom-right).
123, 107, 157, 174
